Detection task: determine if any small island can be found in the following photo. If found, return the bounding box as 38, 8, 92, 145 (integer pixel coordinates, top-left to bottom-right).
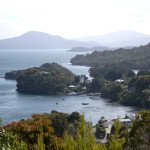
5, 63, 73, 94
5, 62, 90, 95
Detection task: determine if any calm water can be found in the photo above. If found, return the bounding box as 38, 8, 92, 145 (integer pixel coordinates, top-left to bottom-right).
0, 49, 134, 125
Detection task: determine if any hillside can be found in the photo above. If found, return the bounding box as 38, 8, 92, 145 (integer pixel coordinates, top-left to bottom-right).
70, 43, 150, 70
0, 31, 98, 49
75, 30, 150, 47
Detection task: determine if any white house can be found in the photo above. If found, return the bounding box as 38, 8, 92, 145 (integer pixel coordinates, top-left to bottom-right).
119, 118, 132, 126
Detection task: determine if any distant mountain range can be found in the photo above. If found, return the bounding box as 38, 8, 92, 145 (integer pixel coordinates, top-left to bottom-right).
0, 30, 150, 49
0, 31, 98, 49
74, 30, 150, 47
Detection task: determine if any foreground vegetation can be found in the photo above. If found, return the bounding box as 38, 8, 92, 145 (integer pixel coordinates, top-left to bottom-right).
0, 111, 150, 150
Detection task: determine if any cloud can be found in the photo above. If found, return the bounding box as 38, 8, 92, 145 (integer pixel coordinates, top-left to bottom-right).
0, 0, 150, 38
0, 15, 33, 39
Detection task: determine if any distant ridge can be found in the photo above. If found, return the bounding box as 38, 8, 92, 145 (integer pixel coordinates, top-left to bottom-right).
0, 31, 98, 49
68, 46, 108, 52
74, 30, 150, 47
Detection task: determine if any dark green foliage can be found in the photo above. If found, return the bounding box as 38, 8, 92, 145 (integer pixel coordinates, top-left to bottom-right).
120, 75, 150, 108
105, 71, 122, 81
95, 117, 106, 139
74, 75, 80, 85
87, 78, 104, 92
126, 71, 136, 78
95, 124, 106, 139
16, 62, 75, 95
67, 112, 80, 123
101, 83, 123, 101
5, 70, 22, 80
89, 64, 133, 81
50, 111, 81, 138
128, 75, 150, 93
71, 43, 150, 70
88, 69, 150, 108
128, 111, 150, 150
70, 43, 150, 109
50, 111, 69, 137
90, 64, 129, 78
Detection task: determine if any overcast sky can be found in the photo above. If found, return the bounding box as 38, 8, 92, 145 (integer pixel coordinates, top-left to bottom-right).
0, 0, 150, 39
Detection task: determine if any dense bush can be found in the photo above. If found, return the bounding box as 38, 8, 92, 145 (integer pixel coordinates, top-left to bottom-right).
95, 117, 106, 139
71, 43, 150, 70
87, 78, 105, 92
1, 111, 150, 150
128, 111, 150, 150
4, 114, 56, 149
16, 62, 75, 95
101, 83, 123, 101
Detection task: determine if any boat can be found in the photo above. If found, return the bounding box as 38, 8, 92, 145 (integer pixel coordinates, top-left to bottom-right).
82, 102, 89, 105
89, 96, 95, 100
68, 92, 77, 95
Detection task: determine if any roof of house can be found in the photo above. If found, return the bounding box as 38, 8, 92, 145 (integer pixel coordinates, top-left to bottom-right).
69, 85, 76, 88
119, 118, 131, 122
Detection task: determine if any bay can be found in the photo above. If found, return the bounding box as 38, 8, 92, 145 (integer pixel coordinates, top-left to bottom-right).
0, 49, 134, 124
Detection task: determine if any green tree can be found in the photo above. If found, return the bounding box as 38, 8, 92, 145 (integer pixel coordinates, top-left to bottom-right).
50, 112, 68, 137
128, 111, 150, 150
109, 120, 125, 150
105, 71, 122, 82
63, 115, 107, 150
101, 83, 123, 101
87, 78, 104, 92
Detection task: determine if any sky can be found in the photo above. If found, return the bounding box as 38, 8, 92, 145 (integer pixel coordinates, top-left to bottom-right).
0, 0, 150, 39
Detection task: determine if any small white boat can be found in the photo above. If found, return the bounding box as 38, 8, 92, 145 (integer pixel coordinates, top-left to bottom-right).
68, 92, 77, 95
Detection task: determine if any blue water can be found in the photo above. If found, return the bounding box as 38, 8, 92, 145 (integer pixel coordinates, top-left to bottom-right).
0, 49, 134, 125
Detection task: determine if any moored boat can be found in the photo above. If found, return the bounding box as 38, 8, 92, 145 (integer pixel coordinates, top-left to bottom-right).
82, 102, 89, 105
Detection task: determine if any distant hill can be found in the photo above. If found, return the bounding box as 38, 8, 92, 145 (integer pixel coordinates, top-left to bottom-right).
68, 45, 135, 52
0, 31, 98, 49
74, 30, 150, 47
70, 43, 150, 70
68, 46, 108, 52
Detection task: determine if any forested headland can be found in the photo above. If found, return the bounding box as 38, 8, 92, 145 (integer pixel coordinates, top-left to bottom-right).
70, 43, 150, 70
5, 63, 75, 95
71, 43, 150, 108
